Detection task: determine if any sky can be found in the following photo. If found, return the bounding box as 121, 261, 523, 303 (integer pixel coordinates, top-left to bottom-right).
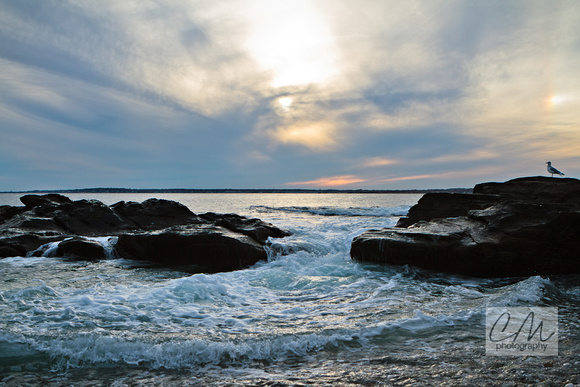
1, 0, 579, 190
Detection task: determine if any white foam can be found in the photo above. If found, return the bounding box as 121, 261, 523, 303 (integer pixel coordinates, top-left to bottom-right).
27, 236, 119, 259
15, 305, 483, 370
90, 236, 119, 259
28, 240, 66, 257
486, 276, 552, 307
2, 279, 58, 302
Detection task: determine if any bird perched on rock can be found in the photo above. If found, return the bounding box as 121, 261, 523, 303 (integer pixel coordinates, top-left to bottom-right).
546, 161, 565, 177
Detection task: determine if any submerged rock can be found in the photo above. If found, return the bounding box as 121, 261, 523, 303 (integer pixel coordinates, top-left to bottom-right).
351, 176, 580, 277
0, 194, 290, 272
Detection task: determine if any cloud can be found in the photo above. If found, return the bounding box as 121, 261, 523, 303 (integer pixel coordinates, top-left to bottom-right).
0, 56, 237, 189
361, 157, 399, 168
0, 0, 269, 117
379, 172, 467, 184
425, 149, 498, 164
1, 0, 579, 190
270, 121, 339, 151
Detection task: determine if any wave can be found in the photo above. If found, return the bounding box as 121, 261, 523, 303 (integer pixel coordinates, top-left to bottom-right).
2, 309, 480, 370
251, 205, 411, 217
486, 276, 553, 307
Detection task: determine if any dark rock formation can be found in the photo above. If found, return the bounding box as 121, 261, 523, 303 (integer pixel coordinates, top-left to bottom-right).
111, 199, 200, 230
115, 226, 267, 272
474, 176, 580, 204
52, 200, 130, 235
20, 193, 73, 208
395, 193, 498, 228
0, 240, 24, 258
55, 237, 108, 261
351, 176, 580, 277
199, 212, 290, 244
0, 194, 290, 273
0, 205, 27, 223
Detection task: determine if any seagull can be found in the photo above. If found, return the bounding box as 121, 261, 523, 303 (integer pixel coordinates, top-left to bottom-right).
546, 161, 565, 177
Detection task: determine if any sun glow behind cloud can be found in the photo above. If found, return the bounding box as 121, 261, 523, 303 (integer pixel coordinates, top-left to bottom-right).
278, 96, 293, 109
245, 0, 338, 88
549, 95, 566, 106
274, 121, 338, 151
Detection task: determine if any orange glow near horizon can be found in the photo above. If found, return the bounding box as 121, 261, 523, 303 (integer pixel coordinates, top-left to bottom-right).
286, 175, 367, 187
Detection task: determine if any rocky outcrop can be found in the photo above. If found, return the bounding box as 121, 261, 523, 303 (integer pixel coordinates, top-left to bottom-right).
111, 199, 201, 230
351, 177, 580, 277
115, 226, 267, 272
395, 193, 496, 228
198, 212, 290, 244
0, 194, 290, 273
474, 176, 580, 204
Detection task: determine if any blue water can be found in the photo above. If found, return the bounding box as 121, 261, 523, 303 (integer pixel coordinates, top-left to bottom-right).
0, 193, 578, 386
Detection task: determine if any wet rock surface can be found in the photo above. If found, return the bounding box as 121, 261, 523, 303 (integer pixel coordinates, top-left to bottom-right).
0, 194, 290, 272
55, 237, 108, 261
351, 176, 580, 277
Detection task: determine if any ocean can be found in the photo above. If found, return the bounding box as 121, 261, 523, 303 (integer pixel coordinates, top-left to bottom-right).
0, 193, 578, 386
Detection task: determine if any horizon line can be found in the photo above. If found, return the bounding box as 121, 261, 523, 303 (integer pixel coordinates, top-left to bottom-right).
0, 187, 473, 194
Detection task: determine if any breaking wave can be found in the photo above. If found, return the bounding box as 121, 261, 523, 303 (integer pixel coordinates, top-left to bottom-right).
250, 205, 411, 217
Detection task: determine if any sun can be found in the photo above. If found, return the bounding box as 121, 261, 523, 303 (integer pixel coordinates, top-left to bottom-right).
549, 95, 566, 106
278, 96, 293, 109
245, 1, 337, 88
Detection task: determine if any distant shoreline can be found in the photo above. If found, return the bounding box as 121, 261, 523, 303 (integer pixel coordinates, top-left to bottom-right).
1, 188, 472, 194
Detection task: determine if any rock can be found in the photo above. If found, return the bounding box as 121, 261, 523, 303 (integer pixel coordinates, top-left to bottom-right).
112, 199, 200, 230
199, 212, 291, 244
2, 234, 58, 256
19, 218, 66, 233
52, 200, 130, 235
0, 194, 289, 273
55, 237, 107, 260
351, 177, 580, 277
20, 193, 72, 209
395, 193, 497, 228
0, 240, 25, 258
0, 205, 27, 223
474, 176, 580, 204
116, 225, 268, 272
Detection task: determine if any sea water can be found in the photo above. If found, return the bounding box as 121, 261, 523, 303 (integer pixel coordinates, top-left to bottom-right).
0, 193, 578, 386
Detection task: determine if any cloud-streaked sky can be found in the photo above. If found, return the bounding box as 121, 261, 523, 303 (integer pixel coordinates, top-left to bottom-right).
1, 0, 579, 190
